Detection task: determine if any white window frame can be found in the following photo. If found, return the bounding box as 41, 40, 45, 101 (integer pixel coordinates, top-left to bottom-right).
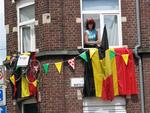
80, 0, 122, 48
17, 0, 35, 53
21, 98, 37, 113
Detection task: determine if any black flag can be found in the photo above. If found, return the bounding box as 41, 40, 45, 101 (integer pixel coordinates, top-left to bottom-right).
98, 25, 109, 59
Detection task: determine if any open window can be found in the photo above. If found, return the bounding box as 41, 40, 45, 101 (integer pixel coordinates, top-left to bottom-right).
81, 0, 122, 48
17, 0, 35, 53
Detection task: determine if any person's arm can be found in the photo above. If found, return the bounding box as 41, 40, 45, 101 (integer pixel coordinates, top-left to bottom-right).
84, 32, 98, 45
96, 31, 101, 46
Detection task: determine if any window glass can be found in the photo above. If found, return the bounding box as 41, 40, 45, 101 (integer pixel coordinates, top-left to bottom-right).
82, 0, 119, 11
83, 14, 101, 39
104, 15, 119, 46
24, 103, 38, 113
20, 4, 35, 22
22, 26, 31, 52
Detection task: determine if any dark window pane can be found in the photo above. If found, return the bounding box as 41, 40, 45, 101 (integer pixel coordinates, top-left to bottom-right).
24, 103, 38, 113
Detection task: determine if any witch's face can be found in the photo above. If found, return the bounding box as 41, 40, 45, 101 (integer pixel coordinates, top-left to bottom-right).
88, 24, 93, 30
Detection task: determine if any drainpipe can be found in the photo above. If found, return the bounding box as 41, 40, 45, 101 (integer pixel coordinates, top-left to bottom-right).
134, 0, 145, 113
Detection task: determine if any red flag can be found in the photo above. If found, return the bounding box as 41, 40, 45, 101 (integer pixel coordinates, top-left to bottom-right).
115, 48, 138, 95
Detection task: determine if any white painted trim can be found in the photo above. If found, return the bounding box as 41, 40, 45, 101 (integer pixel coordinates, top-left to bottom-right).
17, 0, 35, 53
80, 0, 84, 48
118, 0, 123, 46
20, 26, 23, 53
17, 0, 34, 8
17, 5, 20, 52
82, 10, 120, 14
19, 19, 35, 26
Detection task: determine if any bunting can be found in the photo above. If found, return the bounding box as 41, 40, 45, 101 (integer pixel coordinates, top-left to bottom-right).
68, 58, 75, 70
79, 52, 88, 62
110, 50, 116, 60
55, 62, 63, 74
43, 63, 49, 74
6, 56, 11, 60
122, 54, 129, 65
89, 48, 97, 58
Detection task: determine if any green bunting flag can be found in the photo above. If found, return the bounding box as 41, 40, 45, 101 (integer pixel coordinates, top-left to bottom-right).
110, 50, 116, 60
43, 63, 49, 74
79, 52, 88, 62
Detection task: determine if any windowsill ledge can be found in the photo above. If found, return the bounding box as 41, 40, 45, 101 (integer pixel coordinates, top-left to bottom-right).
36, 50, 80, 58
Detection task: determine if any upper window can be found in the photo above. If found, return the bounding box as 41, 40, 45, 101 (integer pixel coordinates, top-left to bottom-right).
20, 4, 35, 23
82, 0, 119, 11
17, 0, 35, 53
81, 0, 122, 47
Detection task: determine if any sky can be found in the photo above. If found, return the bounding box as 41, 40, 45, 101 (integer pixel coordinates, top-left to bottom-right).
0, 0, 6, 65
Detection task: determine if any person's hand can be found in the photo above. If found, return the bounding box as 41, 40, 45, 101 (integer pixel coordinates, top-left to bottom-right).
96, 40, 101, 44
97, 44, 100, 47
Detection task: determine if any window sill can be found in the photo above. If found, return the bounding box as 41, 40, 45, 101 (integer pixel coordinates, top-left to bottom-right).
36, 50, 80, 58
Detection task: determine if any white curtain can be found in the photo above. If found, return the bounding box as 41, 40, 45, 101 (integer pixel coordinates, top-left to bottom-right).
22, 27, 31, 52
104, 15, 119, 46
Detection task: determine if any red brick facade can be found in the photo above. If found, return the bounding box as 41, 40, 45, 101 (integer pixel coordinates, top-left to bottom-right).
4, 0, 150, 113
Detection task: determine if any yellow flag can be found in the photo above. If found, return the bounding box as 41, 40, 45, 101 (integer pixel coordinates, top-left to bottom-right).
6, 56, 11, 60
22, 76, 30, 97
55, 62, 63, 74
89, 48, 97, 58
122, 54, 129, 65
103, 49, 112, 79
10, 75, 15, 85
92, 49, 103, 97
110, 48, 119, 96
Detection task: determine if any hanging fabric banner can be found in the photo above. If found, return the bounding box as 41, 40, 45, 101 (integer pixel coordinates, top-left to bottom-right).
110, 48, 119, 96
122, 54, 129, 65
79, 52, 88, 62
89, 48, 97, 58
10, 75, 17, 97
68, 58, 75, 70
43, 63, 49, 74
55, 62, 63, 74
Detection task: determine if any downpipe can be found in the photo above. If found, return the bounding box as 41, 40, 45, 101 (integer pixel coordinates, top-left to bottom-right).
134, 0, 145, 113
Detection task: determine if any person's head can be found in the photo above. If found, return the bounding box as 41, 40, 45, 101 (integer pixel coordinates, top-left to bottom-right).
86, 18, 95, 30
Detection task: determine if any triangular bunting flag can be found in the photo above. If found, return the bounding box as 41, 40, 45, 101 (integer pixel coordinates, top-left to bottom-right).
122, 54, 129, 65
110, 50, 116, 60
89, 48, 97, 58
55, 62, 63, 74
68, 58, 75, 70
79, 52, 88, 62
43, 63, 49, 74
6, 56, 11, 60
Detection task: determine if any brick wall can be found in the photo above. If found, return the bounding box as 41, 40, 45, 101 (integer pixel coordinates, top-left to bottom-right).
5, 0, 18, 55
140, 0, 150, 48
4, 0, 150, 113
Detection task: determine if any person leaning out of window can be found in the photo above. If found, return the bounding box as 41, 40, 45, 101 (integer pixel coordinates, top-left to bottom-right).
84, 18, 101, 48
